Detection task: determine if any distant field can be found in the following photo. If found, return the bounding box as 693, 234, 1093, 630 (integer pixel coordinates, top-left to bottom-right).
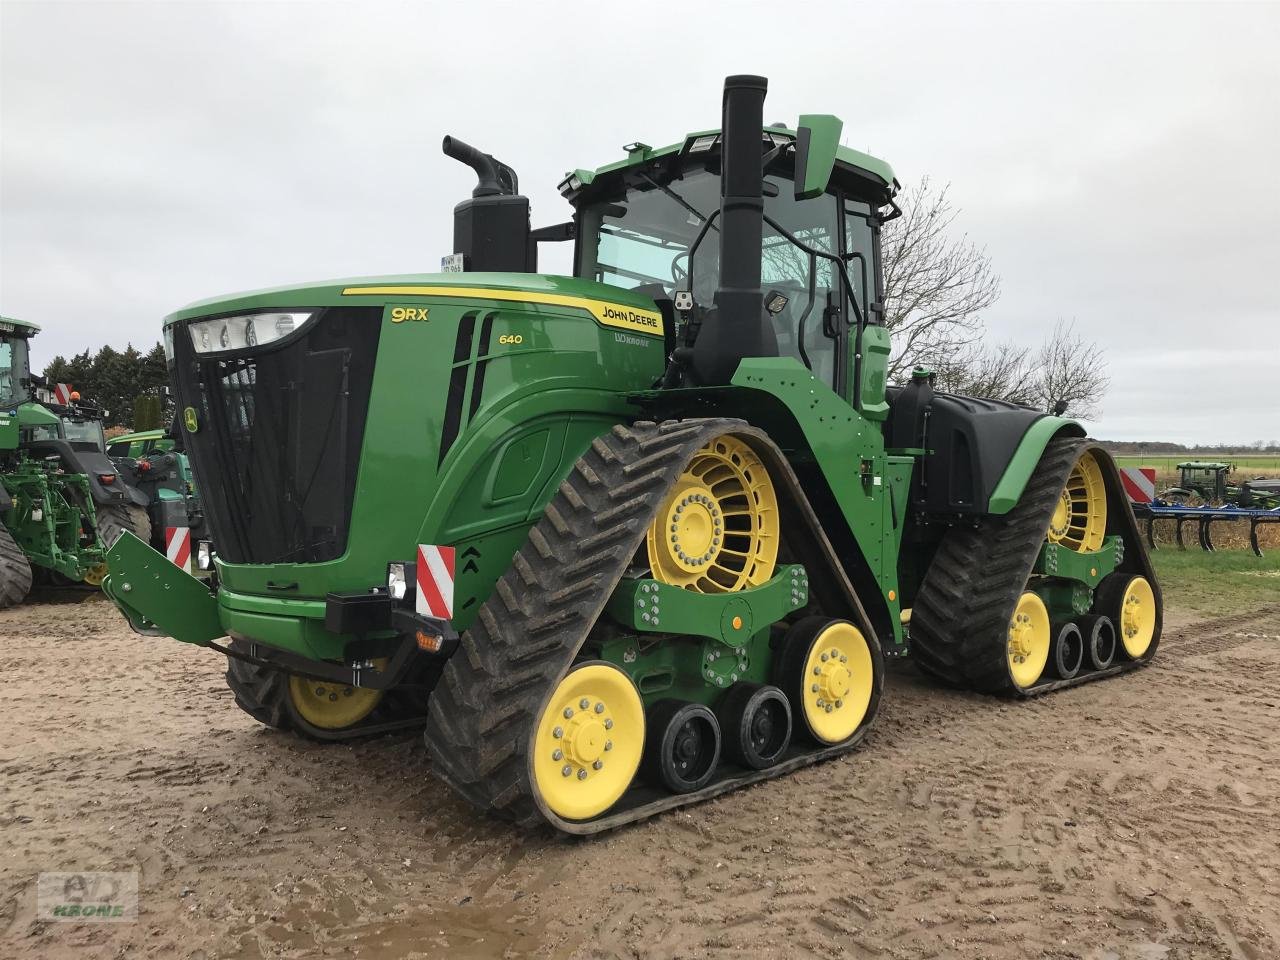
1113, 454, 1280, 474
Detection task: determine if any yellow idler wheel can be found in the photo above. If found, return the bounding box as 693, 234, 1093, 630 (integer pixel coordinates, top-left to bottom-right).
1007, 591, 1051, 689
287, 673, 384, 730
777, 618, 876, 745
1096, 573, 1158, 659
82, 564, 108, 587
1046, 450, 1107, 552
645, 434, 779, 594
1117, 576, 1157, 658
531, 662, 645, 822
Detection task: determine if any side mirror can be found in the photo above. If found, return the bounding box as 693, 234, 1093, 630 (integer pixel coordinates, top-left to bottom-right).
793, 114, 843, 200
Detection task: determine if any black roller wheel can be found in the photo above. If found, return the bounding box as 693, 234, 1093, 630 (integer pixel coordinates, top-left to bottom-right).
1078, 614, 1116, 671
1050, 621, 1084, 680
717, 681, 792, 769
642, 699, 720, 793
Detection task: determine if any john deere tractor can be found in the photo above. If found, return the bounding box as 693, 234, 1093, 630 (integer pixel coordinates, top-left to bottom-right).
104, 76, 1161, 833
0, 317, 135, 603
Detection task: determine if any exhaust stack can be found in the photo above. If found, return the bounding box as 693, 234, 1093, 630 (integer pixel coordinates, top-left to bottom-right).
689, 74, 777, 385
441, 136, 534, 272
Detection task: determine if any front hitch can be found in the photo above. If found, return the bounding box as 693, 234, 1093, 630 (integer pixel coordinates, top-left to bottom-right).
103, 531, 223, 644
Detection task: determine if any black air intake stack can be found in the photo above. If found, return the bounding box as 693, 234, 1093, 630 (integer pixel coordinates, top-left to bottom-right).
442, 135, 534, 272
689, 74, 778, 385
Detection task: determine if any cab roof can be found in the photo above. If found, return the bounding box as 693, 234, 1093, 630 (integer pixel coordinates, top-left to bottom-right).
559, 126, 896, 204
0, 316, 41, 335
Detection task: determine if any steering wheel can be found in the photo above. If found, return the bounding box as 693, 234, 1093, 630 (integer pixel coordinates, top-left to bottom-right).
670, 251, 690, 287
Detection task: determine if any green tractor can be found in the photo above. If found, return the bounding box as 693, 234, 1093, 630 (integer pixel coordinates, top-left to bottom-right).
0, 317, 131, 603
1160, 461, 1280, 508
104, 76, 1161, 833
108, 427, 208, 565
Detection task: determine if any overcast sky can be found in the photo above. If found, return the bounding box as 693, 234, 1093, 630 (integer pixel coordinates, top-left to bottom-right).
2, 0, 1277, 444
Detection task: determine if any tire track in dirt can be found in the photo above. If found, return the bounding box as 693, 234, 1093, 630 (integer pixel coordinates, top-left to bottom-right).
2, 595, 1278, 959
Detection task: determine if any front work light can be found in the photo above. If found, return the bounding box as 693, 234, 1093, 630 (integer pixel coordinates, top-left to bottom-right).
196, 541, 214, 571
187, 311, 315, 354
387, 562, 408, 601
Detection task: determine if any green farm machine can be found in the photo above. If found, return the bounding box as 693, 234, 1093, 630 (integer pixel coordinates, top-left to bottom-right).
104, 76, 1161, 832
1159, 461, 1280, 508
0, 317, 150, 604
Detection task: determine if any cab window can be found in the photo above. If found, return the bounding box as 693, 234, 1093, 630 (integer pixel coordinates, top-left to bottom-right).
580, 167, 845, 387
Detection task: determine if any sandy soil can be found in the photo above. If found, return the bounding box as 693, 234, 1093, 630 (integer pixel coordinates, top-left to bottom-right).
3, 592, 1278, 960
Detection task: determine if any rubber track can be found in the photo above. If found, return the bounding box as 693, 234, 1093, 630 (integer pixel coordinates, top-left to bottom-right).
910, 438, 1161, 695
0, 522, 33, 609
224, 638, 428, 741
423, 418, 880, 834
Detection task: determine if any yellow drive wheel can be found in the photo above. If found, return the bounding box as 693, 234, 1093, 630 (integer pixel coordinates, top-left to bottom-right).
531, 662, 645, 821
1007, 591, 1051, 689
287, 673, 384, 730
1046, 450, 1107, 552
82, 564, 108, 587
1096, 573, 1158, 659
646, 434, 779, 594
778, 619, 876, 745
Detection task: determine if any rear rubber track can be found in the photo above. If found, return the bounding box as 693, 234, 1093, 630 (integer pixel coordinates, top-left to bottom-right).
423, 418, 879, 834
0, 522, 33, 609
910, 437, 1160, 695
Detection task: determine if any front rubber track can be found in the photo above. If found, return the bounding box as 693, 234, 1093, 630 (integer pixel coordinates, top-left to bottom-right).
910, 437, 1162, 696
224, 638, 430, 741
423, 419, 883, 835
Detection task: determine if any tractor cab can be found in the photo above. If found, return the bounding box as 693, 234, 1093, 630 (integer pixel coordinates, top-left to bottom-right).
561, 130, 893, 397
1176, 461, 1231, 501
0, 317, 37, 451
30, 411, 108, 454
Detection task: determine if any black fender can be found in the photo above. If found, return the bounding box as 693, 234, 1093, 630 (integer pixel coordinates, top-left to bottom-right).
23, 440, 144, 506
887, 380, 1084, 516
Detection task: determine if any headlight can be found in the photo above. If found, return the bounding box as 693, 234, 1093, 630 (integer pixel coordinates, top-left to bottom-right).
196, 541, 214, 571
387, 562, 407, 601
187, 311, 315, 354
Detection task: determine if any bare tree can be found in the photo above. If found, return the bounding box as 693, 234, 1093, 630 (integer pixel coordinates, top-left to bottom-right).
1033, 319, 1110, 418
932, 340, 1038, 406
882, 178, 1001, 380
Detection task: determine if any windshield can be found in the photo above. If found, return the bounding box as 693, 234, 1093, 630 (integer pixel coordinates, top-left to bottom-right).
63, 418, 106, 451
579, 168, 844, 384
0, 336, 31, 408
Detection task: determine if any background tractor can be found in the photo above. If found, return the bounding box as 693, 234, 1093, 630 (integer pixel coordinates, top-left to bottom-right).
1159, 460, 1280, 508
0, 317, 145, 603
108, 426, 208, 565
104, 76, 1161, 833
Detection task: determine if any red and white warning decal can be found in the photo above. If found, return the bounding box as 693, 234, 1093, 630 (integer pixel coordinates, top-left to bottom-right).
53, 383, 73, 405
1120, 467, 1157, 504
165, 526, 191, 571
416, 544, 456, 619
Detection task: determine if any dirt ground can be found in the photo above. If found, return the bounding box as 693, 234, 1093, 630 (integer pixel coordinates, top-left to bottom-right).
3, 592, 1278, 960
